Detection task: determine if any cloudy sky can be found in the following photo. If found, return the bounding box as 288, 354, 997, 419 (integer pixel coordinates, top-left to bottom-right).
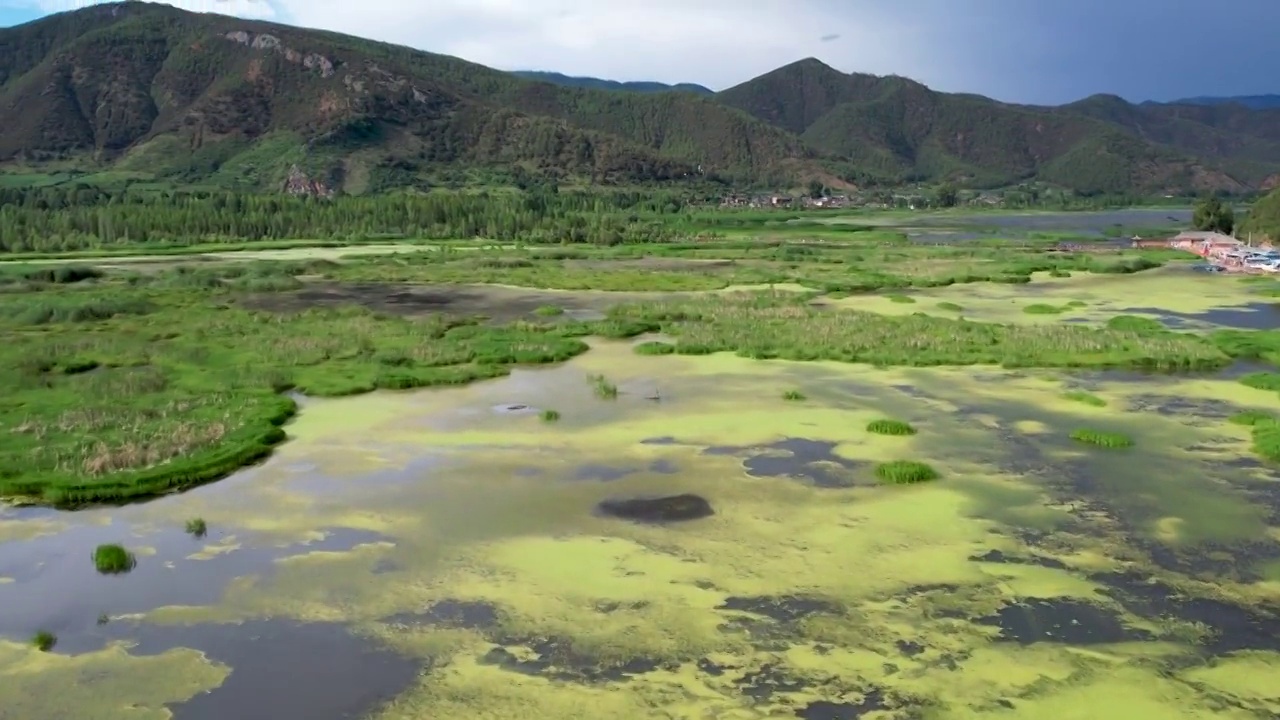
1, 0, 1275, 105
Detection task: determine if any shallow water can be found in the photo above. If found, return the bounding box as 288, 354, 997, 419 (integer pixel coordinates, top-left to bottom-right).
3, 336, 1280, 718
908, 208, 1193, 235
841, 266, 1277, 329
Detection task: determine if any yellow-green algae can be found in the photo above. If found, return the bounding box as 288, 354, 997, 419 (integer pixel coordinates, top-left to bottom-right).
825, 267, 1272, 327
8, 340, 1280, 718
0, 640, 228, 719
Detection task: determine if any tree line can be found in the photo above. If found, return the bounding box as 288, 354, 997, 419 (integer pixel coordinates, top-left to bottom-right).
0, 186, 719, 252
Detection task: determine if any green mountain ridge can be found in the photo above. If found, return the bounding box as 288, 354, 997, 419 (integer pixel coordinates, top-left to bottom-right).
717, 58, 1280, 194
0, 3, 1277, 195
510, 71, 713, 96
1165, 95, 1280, 111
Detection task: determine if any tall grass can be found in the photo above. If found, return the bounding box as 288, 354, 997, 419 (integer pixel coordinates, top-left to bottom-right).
867, 419, 916, 436
609, 292, 1227, 370
1069, 428, 1134, 449
588, 374, 618, 399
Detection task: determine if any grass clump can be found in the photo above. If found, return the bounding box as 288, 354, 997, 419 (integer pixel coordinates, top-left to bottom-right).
875, 460, 939, 485
782, 390, 806, 401
886, 294, 916, 304
185, 517, 208, 538
540, 409, 561, 422
1229, 409, 1274, 426
533, 305, 565, 317
1023, 303, 1066, 315
1062, 390, 1107, 407
31, 630, 56, 652
92, 543, 136, 574
936, 302, 963, 312
1239, 372, 1280, 393
588, 374, 618, 399
866, 419, 916, 436
1069, 428, 1134, 449
1250, 419, 1280, 462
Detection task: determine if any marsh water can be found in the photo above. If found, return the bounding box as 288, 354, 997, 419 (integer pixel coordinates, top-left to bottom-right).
5, 339, 1280, 716
5, 269, 1280, 718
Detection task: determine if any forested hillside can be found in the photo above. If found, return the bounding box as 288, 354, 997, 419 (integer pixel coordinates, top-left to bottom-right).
510, 72, 713, 95
716, 59, 1278, 194
0, 2, 1277, 195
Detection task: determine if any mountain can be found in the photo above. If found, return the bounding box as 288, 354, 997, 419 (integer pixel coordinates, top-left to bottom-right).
1, 4, 1278, 196
1167, 95, 1280, 111
0, 2, 811, 193
510, 71, 713, 96
717, 58, 1279, 194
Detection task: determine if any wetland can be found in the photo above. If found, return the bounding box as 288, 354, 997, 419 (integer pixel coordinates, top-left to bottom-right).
3, 209, 1280, 719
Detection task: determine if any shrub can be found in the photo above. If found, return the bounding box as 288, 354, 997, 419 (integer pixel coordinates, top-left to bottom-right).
92, 544, 136, 574
541, 409, 561, 422
31, 630, 56, 652
185, 518, 208, 538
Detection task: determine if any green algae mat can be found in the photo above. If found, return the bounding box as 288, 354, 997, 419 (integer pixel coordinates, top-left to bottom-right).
4, 248, 1280, 718
4, 343, 1280, 719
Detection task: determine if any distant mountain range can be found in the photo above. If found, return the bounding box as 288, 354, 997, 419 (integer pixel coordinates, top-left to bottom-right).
1, 1, 1278, 196
510, 71, 713, 96
1165, 95, 1280, 110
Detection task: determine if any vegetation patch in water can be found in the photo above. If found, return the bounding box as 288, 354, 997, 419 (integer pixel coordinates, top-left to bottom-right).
92, 544, 136, 574
887, 294, 916, 304
782, 390, 806, 401
0, 277, 594, 506
185, 518, 208, 538
588, 374, 618, 399
866, 419, 916, 436
1062, 390, 1107, 407
633, 341, 675, 356
533, 305, 565, 317
1250, 419, 1280, 462
1023, 303, 1067, 315
1069, 429, 1134, 449
1107, 315, 1168, 333
540, 409, 561, 422
1229, 410, 1274, 426
605, 292, 1227, 370
874, 460, 939, 484
30, 630, 56, 652
936, 302, 964, 312
1239, 372, 1280, 393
